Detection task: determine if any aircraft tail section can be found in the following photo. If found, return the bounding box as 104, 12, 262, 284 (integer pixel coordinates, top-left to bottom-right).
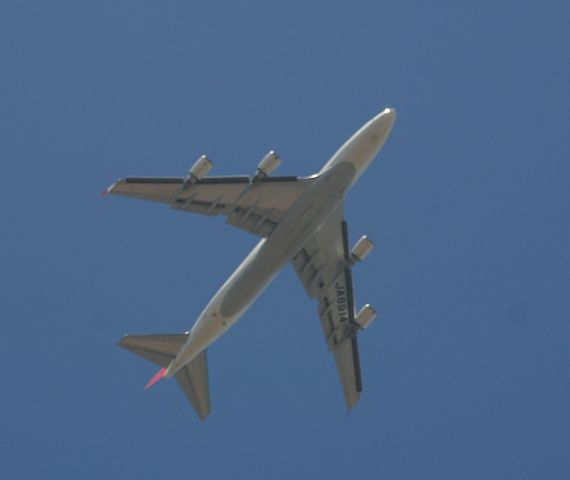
118, 333, 210, 420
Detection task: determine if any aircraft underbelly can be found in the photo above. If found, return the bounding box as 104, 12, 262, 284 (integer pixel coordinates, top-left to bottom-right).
170, 162, 355, 373
220, 203, 328, 317
218, 161, 355, 319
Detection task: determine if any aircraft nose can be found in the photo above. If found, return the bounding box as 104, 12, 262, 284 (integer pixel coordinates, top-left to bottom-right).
318, 107, 397, 177
384, 107, 396, 123
368, 107, 396, 144
353, 107, 396, 158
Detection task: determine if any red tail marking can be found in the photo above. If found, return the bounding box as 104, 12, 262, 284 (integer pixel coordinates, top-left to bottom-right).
145, 367, 168, 389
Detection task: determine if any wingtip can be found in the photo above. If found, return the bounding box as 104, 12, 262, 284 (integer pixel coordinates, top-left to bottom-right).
100, 180, 119, 197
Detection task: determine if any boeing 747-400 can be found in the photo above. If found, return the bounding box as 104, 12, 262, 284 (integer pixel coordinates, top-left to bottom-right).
106, 108, 396, 420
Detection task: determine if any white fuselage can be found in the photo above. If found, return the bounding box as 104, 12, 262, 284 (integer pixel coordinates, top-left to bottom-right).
165, 108, 396, 377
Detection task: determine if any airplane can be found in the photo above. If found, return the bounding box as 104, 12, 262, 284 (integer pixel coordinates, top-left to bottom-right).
105, 108, 396, 420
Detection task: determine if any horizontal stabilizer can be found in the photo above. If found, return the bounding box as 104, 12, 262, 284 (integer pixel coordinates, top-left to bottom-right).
174, 354, 210, 420
119, 333, 188, 367
118, 333, 210, 420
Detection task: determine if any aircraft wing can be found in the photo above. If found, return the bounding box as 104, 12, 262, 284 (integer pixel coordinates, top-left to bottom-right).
107, 175, 315, 237
291, 205, 363, 410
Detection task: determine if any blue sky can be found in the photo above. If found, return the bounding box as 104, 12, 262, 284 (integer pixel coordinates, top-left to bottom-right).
1, 1, 568, 478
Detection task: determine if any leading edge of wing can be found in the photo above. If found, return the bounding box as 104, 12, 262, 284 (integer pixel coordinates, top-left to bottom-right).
107, 174, 303, 190
104, 174, 308, 205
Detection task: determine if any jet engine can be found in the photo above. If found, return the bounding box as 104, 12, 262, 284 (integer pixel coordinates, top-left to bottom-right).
350, 235, 374, 264
183, 155, 213, 187
355, 304, 376, 329
190, 155, 213, 179
253, 150, 281, 181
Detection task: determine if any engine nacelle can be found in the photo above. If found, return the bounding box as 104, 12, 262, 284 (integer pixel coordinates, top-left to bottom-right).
350, 235, 374, 264
183, 155, 213, 187
253, 150, 281, 181
355, 304, 376, 329
189, 155, 213, 179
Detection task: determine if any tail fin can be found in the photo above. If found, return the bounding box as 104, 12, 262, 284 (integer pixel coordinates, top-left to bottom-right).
118, 333, 210, 420
145, 367, 168, 389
